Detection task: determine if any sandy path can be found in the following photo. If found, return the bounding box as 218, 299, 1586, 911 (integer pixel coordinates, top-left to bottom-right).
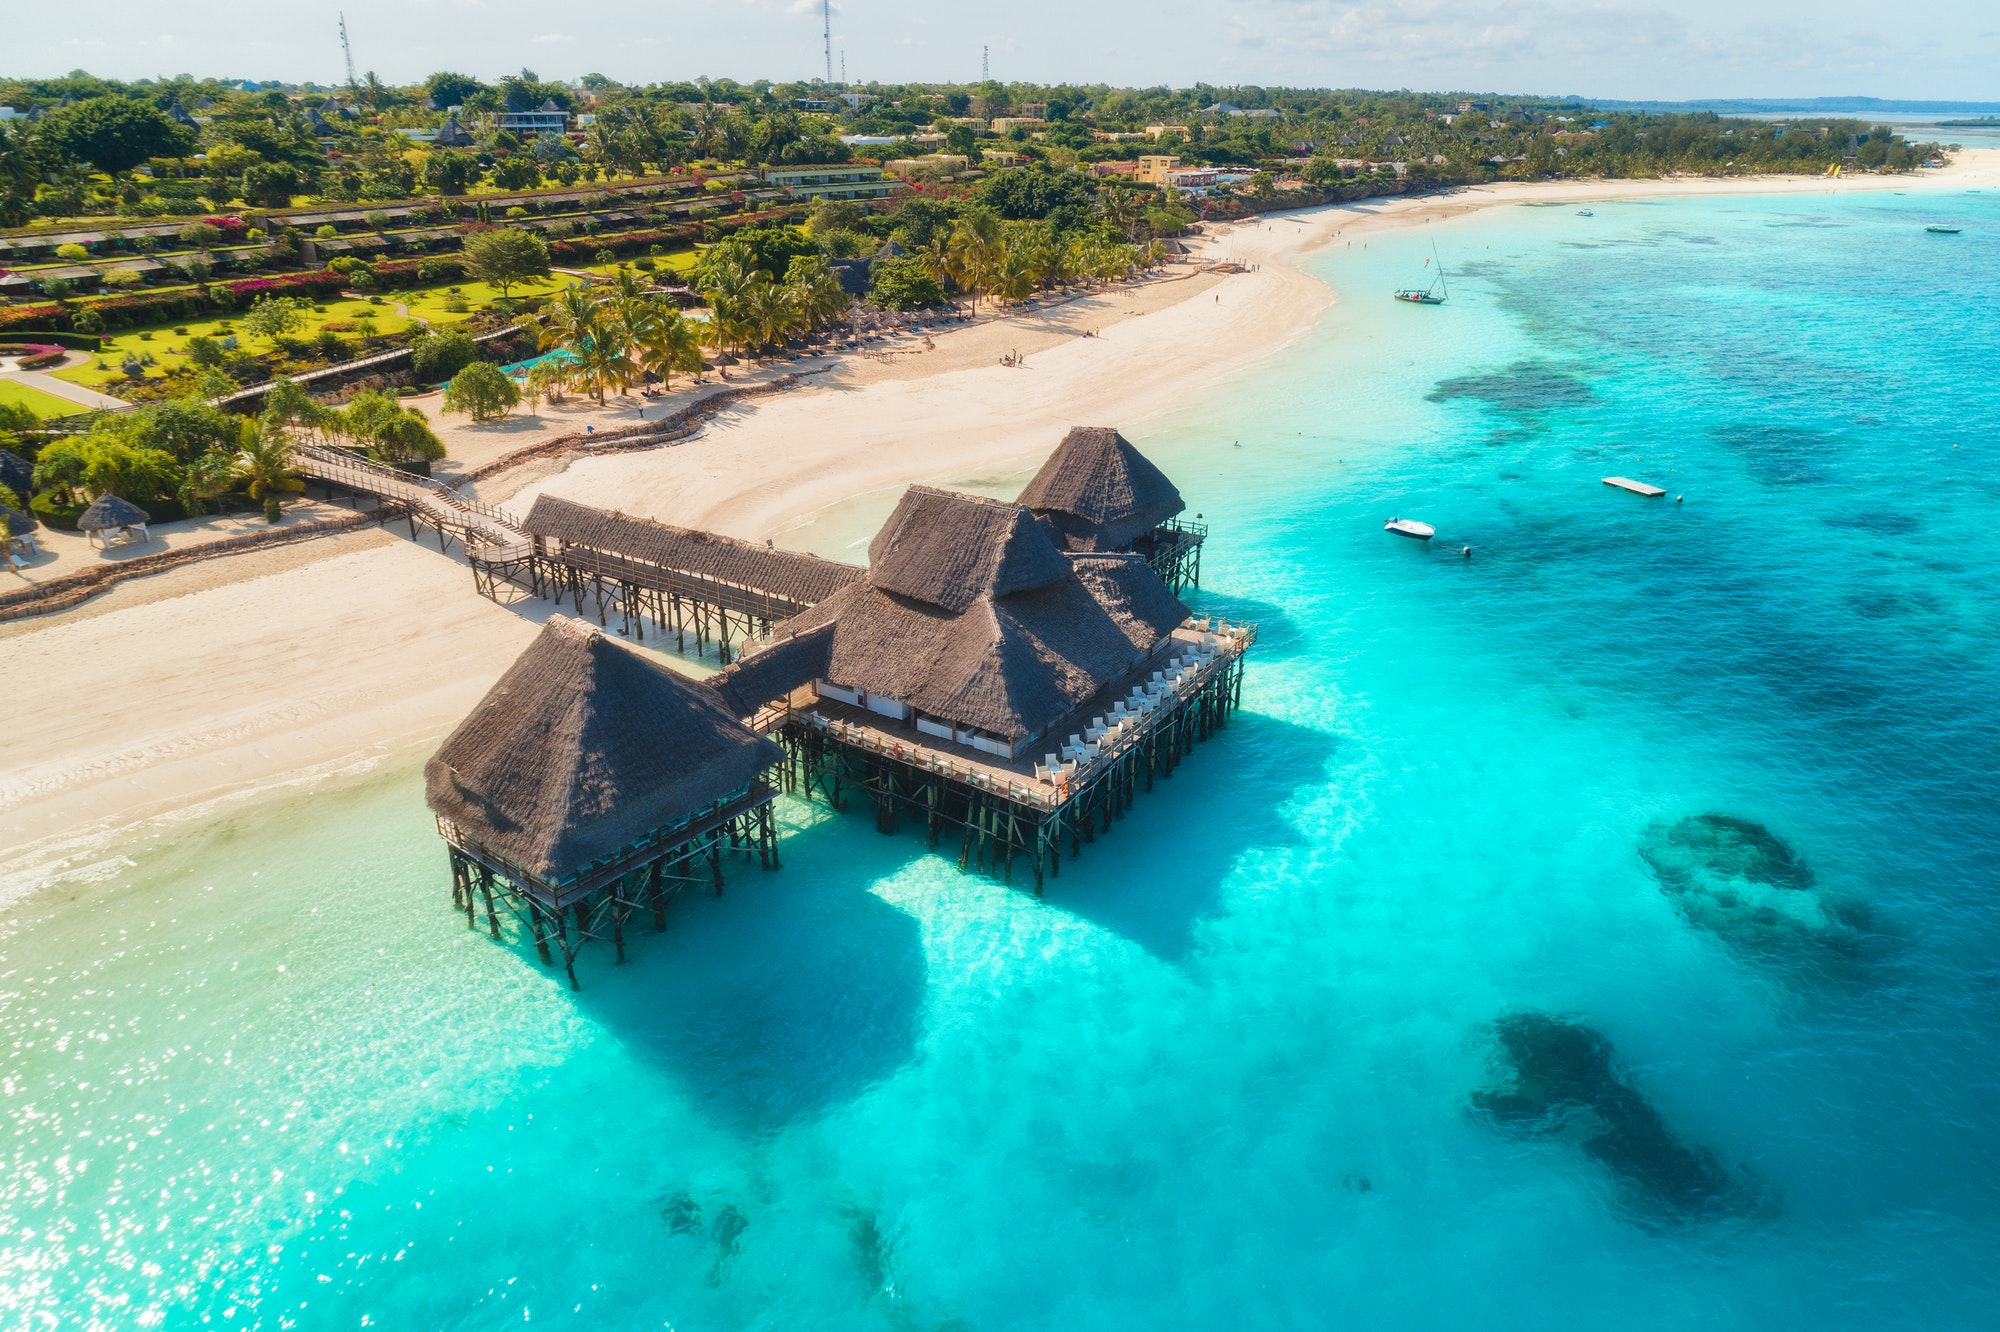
4, 151, 1991, 871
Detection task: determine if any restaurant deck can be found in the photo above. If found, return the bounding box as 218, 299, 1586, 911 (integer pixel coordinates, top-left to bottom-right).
769, 618, 1255, 890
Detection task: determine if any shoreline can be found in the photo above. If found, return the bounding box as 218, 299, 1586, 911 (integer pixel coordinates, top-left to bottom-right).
4, 152, 1994, 874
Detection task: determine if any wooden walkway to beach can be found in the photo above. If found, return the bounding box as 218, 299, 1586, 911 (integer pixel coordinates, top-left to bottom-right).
296, 445, 531, 558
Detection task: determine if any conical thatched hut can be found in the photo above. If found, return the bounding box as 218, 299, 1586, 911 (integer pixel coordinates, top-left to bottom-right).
426, 615, 784, 984
77, 494, 150, 548
772, 486, 1187, 758
1016, 427, 1184, 552
1016, 427, 1206, 592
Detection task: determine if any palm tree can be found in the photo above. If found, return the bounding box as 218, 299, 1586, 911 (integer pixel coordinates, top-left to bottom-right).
574, 317, 636, 403
947, 212, 1005, 313
233, 421, 305, 523
695, 244, 759, 365
627, 300, 705, 391
689, 102, 740, 161
786, 255, 851, 333
1099, 189, 1145, 239
992, 245, 1037, 305
743, 280, 800, 353
540, 282, 603, 356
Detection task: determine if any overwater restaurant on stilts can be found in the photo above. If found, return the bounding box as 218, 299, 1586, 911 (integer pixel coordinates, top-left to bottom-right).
425, 615, 783, 988
424, 425, 1252, 979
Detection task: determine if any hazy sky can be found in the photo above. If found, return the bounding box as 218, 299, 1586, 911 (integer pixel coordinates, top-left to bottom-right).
8, 0, 1998, 102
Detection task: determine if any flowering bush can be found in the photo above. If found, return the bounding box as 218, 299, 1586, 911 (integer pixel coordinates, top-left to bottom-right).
0, 304, 67, 333
204, 215, 250, 239
12, 343, 66, 369
376, 256, 465, 288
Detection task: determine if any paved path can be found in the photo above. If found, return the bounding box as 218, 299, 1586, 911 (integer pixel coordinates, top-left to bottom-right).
0, 353, 130, 411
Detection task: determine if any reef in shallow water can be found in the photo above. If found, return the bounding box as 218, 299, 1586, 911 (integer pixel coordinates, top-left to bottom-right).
1639, 814, 1882, 969
1472, 1013, 1766, 1224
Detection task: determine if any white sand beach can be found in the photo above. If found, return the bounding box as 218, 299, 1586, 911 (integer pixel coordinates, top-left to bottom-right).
5, 150, 1993, 872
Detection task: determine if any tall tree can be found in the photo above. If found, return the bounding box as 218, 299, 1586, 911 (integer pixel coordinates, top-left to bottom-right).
423, 71, 488, 108
37, 96, 196, 174
462, 228, 551, 298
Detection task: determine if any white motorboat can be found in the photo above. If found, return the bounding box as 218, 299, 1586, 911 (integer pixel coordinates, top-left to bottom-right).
1385, 517, 1435, 540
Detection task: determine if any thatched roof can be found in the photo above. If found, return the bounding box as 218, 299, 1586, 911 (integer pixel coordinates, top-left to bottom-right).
524, 495, 860, 606
1016, 427, 1184, 552
425, 616, 782, 884
5, 509, 36, 537
867, 486, 1070, 612
778, 488, 1187, 740
77, 494, 149, 531
708, 621, 835, 717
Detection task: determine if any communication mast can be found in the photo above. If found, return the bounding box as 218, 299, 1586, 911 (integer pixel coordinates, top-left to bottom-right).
339, 11, 358, 90
982, 45, 989, 81
823, 0, 833, 85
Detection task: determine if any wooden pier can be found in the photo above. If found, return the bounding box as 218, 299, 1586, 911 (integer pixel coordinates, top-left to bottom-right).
1602, 476, 1667, 497
516, 495, 863, 663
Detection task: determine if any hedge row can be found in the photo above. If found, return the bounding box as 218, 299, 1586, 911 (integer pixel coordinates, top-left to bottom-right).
0, 268, 350, 333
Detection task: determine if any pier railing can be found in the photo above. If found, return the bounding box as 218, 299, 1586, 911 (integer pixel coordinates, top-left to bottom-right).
295, 444, 528, 555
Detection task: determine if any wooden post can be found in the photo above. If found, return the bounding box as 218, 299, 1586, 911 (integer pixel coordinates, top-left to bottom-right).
529, 898, 552, 964
649, 859, 666, 930
478, 865, 501, 939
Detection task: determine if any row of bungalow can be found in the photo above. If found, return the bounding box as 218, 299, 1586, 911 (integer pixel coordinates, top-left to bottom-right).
427, 428, 1250, 985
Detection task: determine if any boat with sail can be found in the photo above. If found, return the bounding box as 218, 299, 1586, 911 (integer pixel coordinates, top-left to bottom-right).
1394, 245, 1449, 305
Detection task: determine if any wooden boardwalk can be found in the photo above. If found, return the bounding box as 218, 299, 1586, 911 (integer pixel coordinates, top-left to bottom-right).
296, 444, 531, 558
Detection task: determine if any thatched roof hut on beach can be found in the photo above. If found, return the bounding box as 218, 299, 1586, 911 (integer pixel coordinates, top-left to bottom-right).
1017, 426, 1185, 552
77, 494, 150, 548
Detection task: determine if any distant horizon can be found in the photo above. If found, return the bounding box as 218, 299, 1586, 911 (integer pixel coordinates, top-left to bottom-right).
5, 69, 1998, 120
6, 0, 1996, 103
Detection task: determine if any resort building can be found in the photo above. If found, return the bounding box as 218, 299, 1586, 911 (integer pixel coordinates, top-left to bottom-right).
762, 164, 894, 201
709, 461, 1251, 890
494, 99, 570, 137
884, 154, 972, 178
426, 615, 784, 987
433, 116, 475, 148
1136, 155, 1182, 184
766, 485, 1190, 761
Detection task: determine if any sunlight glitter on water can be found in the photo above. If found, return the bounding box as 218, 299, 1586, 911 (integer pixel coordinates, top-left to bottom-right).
5, 189, 2000, 1330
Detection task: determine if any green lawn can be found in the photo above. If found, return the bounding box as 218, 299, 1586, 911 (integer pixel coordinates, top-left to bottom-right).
52, 296, 427, 388
44, 254, 705, 392
0, 379, 86, 419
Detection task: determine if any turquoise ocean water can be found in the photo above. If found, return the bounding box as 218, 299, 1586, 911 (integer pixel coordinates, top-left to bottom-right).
5, 189, 1999, 1329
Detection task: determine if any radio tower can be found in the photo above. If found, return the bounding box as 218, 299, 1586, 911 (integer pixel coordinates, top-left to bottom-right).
822, 0, 833, 85
982, 45, 989, 80
339, 11, 358, 91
